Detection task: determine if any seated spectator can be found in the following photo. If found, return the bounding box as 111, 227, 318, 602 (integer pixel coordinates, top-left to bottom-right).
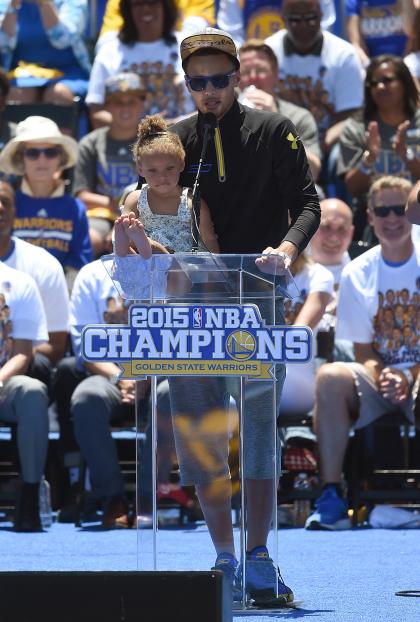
346, 0, 416, 68
0, 116, 92, 282
305, 175, 419, 531
278, 251, 333, 415
0, 180, 69, 392
310, 198, 355, 361
265, 0, 363, 155
238, 39, 321, 180
310, 198, 354, 286
0, 0, 91, 104
0, 259, 49, 532
62, 260, 135, 527
404, 9, 420, 81
217, 0, 336, 45
337, 55, 420, 242
86, 0, 193, 129
98, 0, 216, 47
0, 67, 16, 150
59, 257, 172, 527
73, 73, 147, 258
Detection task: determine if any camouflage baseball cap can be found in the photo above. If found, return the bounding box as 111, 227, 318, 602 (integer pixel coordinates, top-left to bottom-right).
180, 28, 239, 69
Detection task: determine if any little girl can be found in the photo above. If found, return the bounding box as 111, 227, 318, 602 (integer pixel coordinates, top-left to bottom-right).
114, 115, 219, 257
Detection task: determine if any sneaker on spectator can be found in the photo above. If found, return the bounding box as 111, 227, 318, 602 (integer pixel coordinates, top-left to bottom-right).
305, 486, 351, 530
212, 552, 241, 600
238, 546, 294, 607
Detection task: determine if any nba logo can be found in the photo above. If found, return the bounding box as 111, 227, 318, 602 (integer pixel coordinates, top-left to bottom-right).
193, 307, 202, 328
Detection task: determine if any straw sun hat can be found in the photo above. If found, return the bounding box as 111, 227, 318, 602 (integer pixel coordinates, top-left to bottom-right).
0, 116, 79, 175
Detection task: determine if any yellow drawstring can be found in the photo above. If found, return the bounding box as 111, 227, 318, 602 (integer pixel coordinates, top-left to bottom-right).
214, 125, 226, 182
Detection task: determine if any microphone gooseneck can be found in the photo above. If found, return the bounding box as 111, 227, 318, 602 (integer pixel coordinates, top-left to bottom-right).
190, 113, 217, 251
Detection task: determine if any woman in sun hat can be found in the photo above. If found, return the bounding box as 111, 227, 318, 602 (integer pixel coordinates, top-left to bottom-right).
0, 115, 92, 276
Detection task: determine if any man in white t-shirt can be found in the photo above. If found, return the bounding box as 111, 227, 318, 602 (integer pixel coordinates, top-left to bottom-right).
265, 0, 363, 151
0, 181, 69, 392
0, 261, 49, 532
310, 198, 354, 286
310, 198, 354, 361
306, 176, 420, 530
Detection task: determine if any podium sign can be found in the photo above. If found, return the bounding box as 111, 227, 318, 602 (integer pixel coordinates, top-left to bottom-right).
82, 302, 312, 379
81, 253, 310, 611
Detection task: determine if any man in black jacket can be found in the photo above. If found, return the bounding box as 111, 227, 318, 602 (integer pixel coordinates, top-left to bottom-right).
160, 28, 320, 607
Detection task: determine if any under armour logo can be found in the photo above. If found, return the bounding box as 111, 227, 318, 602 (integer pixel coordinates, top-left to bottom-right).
286, 133, 298, 150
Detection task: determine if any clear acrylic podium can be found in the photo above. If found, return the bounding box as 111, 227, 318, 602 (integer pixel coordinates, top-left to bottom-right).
101, 252, 301, 611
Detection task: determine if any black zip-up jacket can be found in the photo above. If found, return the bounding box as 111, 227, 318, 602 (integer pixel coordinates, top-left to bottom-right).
172, 99, 320, 255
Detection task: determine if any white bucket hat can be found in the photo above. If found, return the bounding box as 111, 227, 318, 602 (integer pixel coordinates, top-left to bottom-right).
0, 115, 78, 175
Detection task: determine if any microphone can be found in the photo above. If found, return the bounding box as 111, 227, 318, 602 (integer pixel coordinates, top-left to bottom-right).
191, 113, 218, 251
202, 112, 217, 131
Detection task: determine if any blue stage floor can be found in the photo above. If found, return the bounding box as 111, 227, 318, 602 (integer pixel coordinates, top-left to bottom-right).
0, 522, 419, 621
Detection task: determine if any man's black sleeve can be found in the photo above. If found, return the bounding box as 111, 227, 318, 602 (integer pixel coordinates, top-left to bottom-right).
272, 118, 321, 253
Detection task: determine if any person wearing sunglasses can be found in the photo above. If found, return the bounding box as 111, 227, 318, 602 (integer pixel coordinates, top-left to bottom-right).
215, 0, 336, 46
337, 54, 420, 242
0, 115, 92, 280
265, 0, 364, 155
306, 174, 420, 531
141, 26, 320, 607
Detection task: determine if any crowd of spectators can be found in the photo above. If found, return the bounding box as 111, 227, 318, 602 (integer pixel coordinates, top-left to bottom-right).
0, 0, 419, 533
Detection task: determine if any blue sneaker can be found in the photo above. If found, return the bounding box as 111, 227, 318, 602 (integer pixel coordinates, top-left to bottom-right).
305, 486, 351, 530
212, 552, 241, 600
237, 546, 294, 607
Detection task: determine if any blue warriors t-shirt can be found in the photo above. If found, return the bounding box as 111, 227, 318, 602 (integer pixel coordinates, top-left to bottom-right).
345, 0, 407, 58
13, 190, 93, 270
